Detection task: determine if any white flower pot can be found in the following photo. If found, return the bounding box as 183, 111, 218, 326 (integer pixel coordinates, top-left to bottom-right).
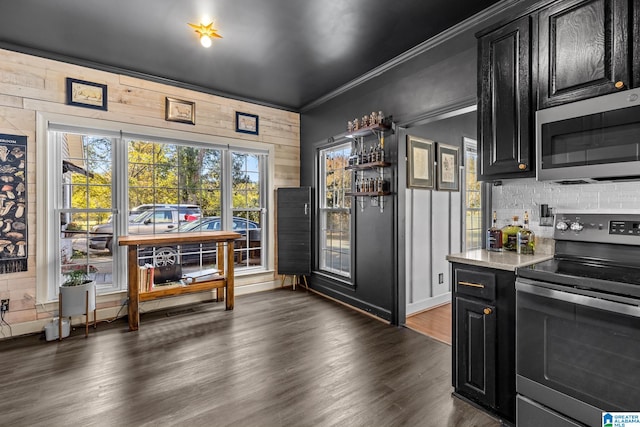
60, 281, 96, 317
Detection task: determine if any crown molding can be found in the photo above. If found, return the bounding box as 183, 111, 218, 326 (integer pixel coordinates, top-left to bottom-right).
300, 0, 521, 113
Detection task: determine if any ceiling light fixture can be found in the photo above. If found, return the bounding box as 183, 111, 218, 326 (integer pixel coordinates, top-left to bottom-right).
188, 22, 222, 48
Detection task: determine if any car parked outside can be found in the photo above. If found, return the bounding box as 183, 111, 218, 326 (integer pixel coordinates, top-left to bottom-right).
129, 204, 201, 222
90, 207, 198, 252
138, 216, 260, 267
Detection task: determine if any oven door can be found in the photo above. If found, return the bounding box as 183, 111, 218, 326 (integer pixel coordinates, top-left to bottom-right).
516, 278, 640, 427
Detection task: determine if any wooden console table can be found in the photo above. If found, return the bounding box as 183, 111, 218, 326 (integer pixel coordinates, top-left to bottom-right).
119, 231, 241, 331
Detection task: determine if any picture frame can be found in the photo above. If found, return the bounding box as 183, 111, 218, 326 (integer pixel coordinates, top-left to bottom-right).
436, 143, 460, 192
165, 97, 195, 125
407, 135, 435, 189
66, 78, 108, 111
236, 112, 259, 135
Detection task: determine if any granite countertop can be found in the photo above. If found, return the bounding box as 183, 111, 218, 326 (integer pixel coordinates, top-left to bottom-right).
446, 249, 554, 272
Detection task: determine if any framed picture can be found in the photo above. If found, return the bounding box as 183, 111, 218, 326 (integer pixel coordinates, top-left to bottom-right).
407, 135, 435, 189
165, 97, 195, 125
436, 143, 460, 192
236, 112, 259, 135
66, 78, 108, 110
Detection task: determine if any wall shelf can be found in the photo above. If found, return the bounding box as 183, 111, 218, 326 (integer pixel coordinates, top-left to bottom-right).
346, 161, 391, 170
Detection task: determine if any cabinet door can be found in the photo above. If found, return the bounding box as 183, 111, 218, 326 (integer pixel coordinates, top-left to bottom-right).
478, 16, 534, 180
276, 187, 311, 275
538, 0, 630, 109
455, 296, 496, 408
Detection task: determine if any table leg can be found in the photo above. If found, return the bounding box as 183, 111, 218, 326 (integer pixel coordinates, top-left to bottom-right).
127, 246, 140, 331
226, 240, 234, 310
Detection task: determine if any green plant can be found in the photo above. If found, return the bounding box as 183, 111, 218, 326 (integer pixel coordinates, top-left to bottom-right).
62, 265, 97, 286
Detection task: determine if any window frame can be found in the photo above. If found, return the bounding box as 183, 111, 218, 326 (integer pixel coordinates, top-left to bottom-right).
37, 113, 273, 304
462, 137, 483, 251
317, 141, 352, 278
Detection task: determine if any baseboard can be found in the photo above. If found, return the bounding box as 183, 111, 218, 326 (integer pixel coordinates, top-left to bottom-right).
407, 292, 451, 316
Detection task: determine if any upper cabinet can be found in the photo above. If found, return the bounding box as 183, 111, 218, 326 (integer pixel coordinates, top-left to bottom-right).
477, 0, 640, 181
538, 0, 631, 109
477, 16, 535, 180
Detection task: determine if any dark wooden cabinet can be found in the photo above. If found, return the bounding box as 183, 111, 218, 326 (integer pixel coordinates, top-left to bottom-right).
276, 187, 311, 276
538, 0, 631, 109
455, 296, 497, 406
477, 16, 535, 180
451, 262, 516, 424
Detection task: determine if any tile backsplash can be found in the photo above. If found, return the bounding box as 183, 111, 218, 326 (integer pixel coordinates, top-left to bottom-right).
492, 178, 640, 239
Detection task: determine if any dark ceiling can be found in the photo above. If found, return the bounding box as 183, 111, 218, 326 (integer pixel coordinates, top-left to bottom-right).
0, 0, 501, 111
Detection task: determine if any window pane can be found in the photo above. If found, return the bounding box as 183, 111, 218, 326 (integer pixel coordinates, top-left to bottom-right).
464, 138, 482, 250
319, 143, 351, 277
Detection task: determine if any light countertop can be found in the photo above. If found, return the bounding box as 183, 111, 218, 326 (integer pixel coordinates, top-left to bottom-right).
446, 249, 554, 272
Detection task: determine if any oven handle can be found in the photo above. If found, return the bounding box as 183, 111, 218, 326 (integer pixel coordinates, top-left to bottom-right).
516, 278, 640, 318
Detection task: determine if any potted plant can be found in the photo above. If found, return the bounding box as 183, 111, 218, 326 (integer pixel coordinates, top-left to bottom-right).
60, 265, 97, 318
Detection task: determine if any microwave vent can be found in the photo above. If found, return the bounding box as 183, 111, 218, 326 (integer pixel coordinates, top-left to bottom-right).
555, 180, 591, 185
591, 175, 640, 183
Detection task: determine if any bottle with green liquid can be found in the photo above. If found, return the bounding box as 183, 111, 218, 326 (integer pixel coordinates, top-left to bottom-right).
517, 211, 535, 255
501, 215, 522, 252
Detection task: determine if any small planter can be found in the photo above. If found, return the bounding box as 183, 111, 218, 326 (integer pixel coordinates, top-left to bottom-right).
58, 281, 96, 340
60, 281, 96, 316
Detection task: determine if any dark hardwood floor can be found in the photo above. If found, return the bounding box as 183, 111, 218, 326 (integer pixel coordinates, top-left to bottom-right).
0, 288, 499, 427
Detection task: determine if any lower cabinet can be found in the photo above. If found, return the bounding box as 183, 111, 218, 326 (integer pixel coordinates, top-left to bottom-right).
451, 262, 516, 424
454, 296, 496, 406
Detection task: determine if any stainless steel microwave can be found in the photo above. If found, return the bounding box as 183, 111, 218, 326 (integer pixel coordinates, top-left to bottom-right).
536, 87, 640, 183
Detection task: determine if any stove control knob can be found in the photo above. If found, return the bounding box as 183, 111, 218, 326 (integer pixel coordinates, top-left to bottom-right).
570, 221, 584, 232
556, 221, 569, 231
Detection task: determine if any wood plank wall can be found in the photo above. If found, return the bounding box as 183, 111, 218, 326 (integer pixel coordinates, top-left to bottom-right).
0, 48, 300, 336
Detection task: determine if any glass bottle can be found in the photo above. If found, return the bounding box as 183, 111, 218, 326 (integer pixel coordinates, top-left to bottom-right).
487, 211, 502, 252
501, 215, 522, 252
376, 140, 384, 162
517, 211, 535, 255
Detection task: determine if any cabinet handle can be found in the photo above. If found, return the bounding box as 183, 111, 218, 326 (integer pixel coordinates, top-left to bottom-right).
615, 81, 625, 90
518, 163, 527, 170
459, 281, 485, 289
483, 307, 493, 315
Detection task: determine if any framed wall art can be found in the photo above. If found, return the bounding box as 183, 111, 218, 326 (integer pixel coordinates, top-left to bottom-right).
407, 135, 435, 189
236, 112, 259, 135
436, 143, 460, 192
66, 78, 108, 111
165, 97, 195, 125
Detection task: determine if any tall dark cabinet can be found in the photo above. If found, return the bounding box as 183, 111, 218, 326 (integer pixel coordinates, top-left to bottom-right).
477, 16, 535, 180
276, 187, 311, 277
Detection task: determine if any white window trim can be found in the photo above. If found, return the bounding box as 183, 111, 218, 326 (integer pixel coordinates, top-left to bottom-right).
36, 112, 275, 304
318, 142, 352, 278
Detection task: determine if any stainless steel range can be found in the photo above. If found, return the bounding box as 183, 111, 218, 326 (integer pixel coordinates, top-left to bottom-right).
515, 213, 640, 427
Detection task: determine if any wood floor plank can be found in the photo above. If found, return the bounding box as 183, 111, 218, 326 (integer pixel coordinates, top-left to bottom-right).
406, 303, 452, 345
0, 290, 497, 427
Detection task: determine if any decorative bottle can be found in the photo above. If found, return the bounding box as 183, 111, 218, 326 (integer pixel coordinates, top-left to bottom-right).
517, 211, 535, 255
487, 211, 502, 252
501, 215, 522, 252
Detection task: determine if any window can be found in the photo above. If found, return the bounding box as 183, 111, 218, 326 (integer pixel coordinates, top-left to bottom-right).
463, 137, 482, 250
231, 151, 266, 268
45, 120, 269, 301
319, 143, 352, 277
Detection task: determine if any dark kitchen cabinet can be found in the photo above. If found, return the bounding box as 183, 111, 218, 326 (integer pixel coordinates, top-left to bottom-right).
451, 262, 516, 424
477, 16, 535, 180
455, 296, 497, 407
538, 0, 631, 109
